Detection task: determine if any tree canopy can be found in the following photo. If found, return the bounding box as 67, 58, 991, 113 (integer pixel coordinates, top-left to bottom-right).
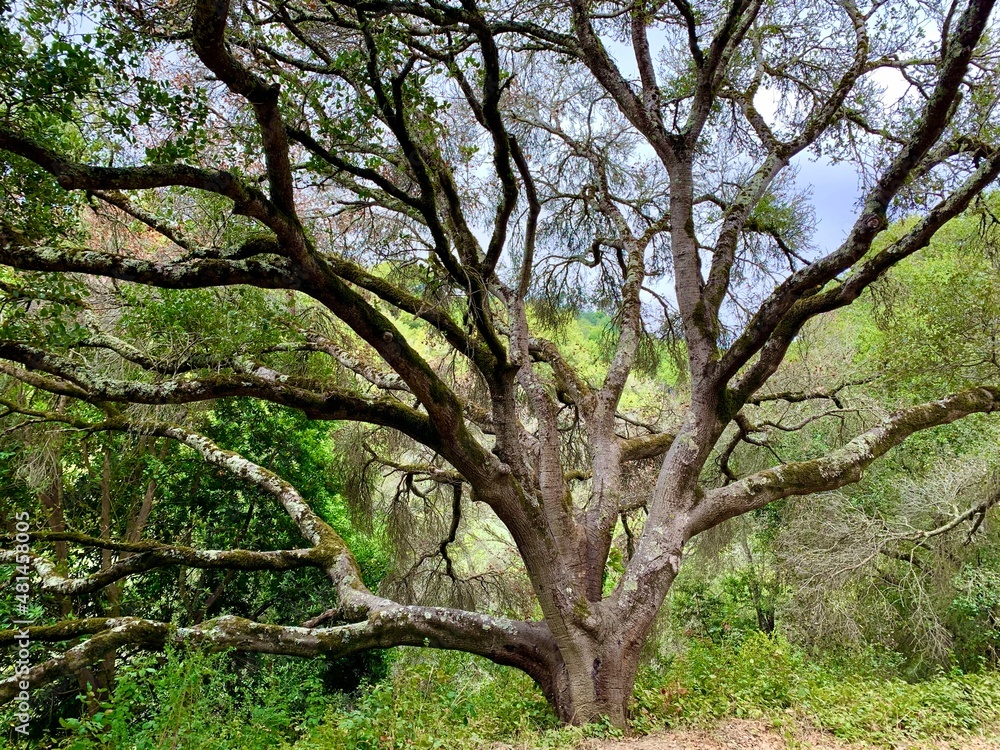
3, 0, 1000, 727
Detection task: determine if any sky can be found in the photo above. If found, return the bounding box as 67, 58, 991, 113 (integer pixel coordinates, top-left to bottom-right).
749, 65, 911, 257
793, 156, 863, 254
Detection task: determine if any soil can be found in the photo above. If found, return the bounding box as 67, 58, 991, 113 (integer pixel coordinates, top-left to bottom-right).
573, 720, 1000, 750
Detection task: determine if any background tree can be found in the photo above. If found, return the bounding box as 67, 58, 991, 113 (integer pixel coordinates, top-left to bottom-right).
3, 0, 1000, 727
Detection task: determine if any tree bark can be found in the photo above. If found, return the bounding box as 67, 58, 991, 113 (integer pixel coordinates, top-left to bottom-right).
543, 609, 662, 726
549, 639, 637, 725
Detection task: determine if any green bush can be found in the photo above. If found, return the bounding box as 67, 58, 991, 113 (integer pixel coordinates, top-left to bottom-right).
293, 649, 620, 750
633, 632, 1000, 745
56, 648, 328, 750
23, 636, 1000, 748
801, 670, 1000, 744
633, 632, 802, 725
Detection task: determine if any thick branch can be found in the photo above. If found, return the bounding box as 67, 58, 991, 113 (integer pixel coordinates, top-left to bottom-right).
191, 0, 298, 218
0, 610, 554, 705
0, 227, 298, 290
0, 543, 324, 596
719, 0, 997, 384
693, 387, 1000, 534
620, 431, 678, 462
0, 128, 285, 231
0, 344, 439, 446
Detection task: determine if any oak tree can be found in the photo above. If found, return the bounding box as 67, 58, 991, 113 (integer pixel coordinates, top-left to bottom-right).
3, 0, 1000, 726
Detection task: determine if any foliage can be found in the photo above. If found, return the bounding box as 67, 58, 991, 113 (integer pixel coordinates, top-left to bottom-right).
51, 636, 1000, 750
0, 392, 389, 740
33, 647, 619, 750
853, 206, 1000, 403
633, 633, 1000, 746
671, 207, 1000, 676
297, 650, 574, 750
4, 0, 1000, 726
54, 648, 328, 750
667, 566, 778, 643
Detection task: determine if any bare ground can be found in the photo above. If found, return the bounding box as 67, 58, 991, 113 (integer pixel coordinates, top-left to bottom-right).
573, 720, 1000, 750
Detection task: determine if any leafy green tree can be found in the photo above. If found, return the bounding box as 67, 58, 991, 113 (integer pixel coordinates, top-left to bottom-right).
0, 378, 383, 739
754, 209, 1000, 671
3, 0, 1000, 727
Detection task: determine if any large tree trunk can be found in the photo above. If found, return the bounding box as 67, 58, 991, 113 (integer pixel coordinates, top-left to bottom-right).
531, 556, 681, 726
547, 629, 643, 725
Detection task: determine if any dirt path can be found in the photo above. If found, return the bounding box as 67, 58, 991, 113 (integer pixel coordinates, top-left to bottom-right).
574, 720, 1000, 750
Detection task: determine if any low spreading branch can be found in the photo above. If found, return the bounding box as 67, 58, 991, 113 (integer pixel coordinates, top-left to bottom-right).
0, 610, 555, 706
696, 387, 1000, 533
0, 544, 324, 596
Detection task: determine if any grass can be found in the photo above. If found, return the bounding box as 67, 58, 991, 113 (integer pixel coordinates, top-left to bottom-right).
11, 634, 1000, 749
296, 634, 1000, 749
632, 633, 1000, 745
289, 649, 617, 750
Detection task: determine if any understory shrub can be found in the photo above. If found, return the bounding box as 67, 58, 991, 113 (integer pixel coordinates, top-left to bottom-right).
633, 632, 1000, 744
56, 648, 328, 750
294, 649, 612, 750
17, 635, 1000, 748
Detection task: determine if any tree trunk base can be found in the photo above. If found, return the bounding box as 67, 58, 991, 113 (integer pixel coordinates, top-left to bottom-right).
547, 646, 639, 728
